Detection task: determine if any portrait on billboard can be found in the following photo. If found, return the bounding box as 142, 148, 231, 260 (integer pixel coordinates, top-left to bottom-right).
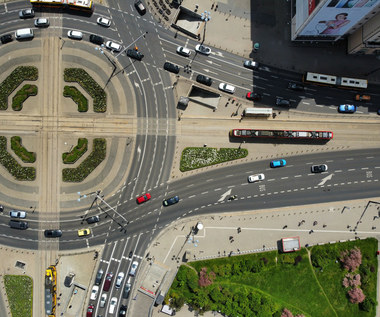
318, 12, 350, 34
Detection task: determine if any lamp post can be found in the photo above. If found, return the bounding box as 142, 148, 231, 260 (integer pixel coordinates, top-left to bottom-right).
200, 11, 211, 44
95, 45, 117, 88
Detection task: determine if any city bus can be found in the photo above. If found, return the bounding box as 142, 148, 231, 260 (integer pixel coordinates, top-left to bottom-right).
30, 0, 94, 14
303, 72, 367, 89
230, 128, 333, 140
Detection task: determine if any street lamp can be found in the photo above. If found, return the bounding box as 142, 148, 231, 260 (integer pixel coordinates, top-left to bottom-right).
200, 11, 211, 44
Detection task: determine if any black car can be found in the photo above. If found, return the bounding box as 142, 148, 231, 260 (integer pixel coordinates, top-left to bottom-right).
86, 216, 100, 224
122, 283, 131, 299
196, 74, 212, 86
19, 9, 35, 19
127, 49, 144, 61
311, 164, 328, 173
1, 34, 13, 44
9, 220, 28, 230
288, 82, 305, 91
276, 98, 290, 107
44, 229, 62, 238
128, 251, 133, 258
135, 0, 146, 15
64, 272, 75, 287
163, 195, 179, 206
89, 34, 104, 45
119, 305, 127, 316
164, 62, 180, 74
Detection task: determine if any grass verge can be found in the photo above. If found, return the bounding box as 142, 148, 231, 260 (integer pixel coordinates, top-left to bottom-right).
4, 275, 33, 317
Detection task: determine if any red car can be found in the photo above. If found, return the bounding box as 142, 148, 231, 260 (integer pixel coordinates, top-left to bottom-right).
87, 305, 94, 317
103, 272, 113, 291
246, 92, 262, 101
136, 193, 151, 204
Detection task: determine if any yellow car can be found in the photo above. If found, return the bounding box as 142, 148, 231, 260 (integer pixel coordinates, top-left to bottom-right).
78, 228, 91, 237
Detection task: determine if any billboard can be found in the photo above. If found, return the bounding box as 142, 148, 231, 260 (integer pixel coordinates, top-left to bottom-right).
299, 0, 380, 37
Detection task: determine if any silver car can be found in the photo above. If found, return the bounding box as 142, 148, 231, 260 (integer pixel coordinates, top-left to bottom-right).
129, 261, 139, 276
9, 210, 27, 219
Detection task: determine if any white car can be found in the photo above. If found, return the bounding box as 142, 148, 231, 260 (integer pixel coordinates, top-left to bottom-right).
243, 60, 258, 69
90, 285, 99, 300
99, 293, 107, 308
248, 173, 265, 183
67, 30, 83, 40
34, 18, 49, 27
129, 261, 139, 276
115, 272, 124, 288
195, 44, 211, 55
218, 83, 235, 94
176, 46, 191, 57
109, 297, 117, 314
97, 17, 111, 27
9, 210, 27, 219
105, 41, 122, 52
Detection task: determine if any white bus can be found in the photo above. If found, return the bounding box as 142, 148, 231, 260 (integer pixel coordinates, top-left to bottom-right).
304, 72, 367, 89
243, 107, 272, 117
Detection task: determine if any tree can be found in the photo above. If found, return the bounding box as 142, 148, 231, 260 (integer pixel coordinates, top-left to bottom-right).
348, 287, 366, 304
340, 247, 362, 272
281, 309, 293, 317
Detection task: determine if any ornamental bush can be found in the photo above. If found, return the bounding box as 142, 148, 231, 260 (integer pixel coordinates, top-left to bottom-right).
11, 136, 36, 163
12, 84, 37, 111
63, 86, 88, 112
62, 138, 88, 164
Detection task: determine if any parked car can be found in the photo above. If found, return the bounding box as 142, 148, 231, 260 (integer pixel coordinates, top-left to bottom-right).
338, 104, 356, 113
276, 98, 290, 107
89, 34, 104, 45
218, 83, 235, 94
248, 173, 265, 183
19, 9, 34, 19
34, 18, 49, 27
243, 60, 258, 69
64, 272, 75, 287
95, 269, 104, 285
97, 17, 111, 27
105, 41, 122, 52
354, 94, 370, 101
136, 193, 151, 204
0, 34, 13, 44
135, 0, 147, 15
128, 251, 133, 258
311, 164, 328, 173
90, 285, 99, 300
109, 297, 118, 314
122, 283, 131, 298
176, 46, 191, 57
103, 272, 114, 291
9, 210, 27, 218
246, 92, 262, 101
287, 82, 304, 91
163, 62, 179, 74
86, 305, 94, 317
127, 49, 144, 61
44, 229, 62, 238
129, 261, 139, 276
196, 74, 212, 86
9, 220, 28, 230
100, 293, 107, 308
67, 30, 83, 40
163, 196, 179, 206
119, 304, 128, 316
270, 159, 286, 168
86, 216, 100, 224
115, 272, 125, 288
78, 228, 91, 236
195, 44, 211, 55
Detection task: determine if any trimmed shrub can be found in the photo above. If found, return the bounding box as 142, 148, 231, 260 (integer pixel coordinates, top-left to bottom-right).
0, 66, 38, 110
63, 86, 88, 112
11, 136, 36, 163
62, 138, 88, 164
12, 84, 37, 111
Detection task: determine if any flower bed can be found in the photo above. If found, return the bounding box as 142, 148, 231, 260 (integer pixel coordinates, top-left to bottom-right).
62, 138, 88, 164
12, 84, 38, 111
11, 136, 36, 163
64, 68, 106, 113
180, 147, 248, 172
0, 66, 38, 110
63, 85, 88, 112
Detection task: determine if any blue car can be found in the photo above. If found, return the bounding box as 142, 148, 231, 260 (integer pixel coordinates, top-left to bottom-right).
163, 195, 179, 206
270, 159, 286, 168
338, 104, 356, 113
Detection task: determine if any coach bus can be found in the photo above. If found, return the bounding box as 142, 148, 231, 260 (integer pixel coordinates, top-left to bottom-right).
229, 128, 333, 140
303, 72, 367, 90
30, 0, 94, 13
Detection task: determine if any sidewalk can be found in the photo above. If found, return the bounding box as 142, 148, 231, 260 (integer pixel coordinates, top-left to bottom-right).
145, 198, 380, 317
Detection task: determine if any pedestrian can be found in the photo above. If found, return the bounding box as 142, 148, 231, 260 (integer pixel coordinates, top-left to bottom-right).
323, 224, 327, 228
372, 226, 376, 230
313, 221, 318, 226
283, 225, 288, 229
309, 230, 314, 234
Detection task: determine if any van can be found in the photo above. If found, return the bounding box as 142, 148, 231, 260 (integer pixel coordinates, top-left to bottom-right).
9, 220, 28, 230
15, 28, 34, 40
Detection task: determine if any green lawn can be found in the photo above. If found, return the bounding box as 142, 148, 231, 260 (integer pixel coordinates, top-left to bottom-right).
167, 238, 377, 317
4, 275, 33, 317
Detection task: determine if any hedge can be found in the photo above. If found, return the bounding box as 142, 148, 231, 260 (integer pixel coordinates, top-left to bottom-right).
0, 66, 38, 110
12, 84, 38, 111
11, 136, 36, 163
62, 138, 106, 182
64, 68, 106, 112
63, 85, 88, 112
62, 138, 88, 164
